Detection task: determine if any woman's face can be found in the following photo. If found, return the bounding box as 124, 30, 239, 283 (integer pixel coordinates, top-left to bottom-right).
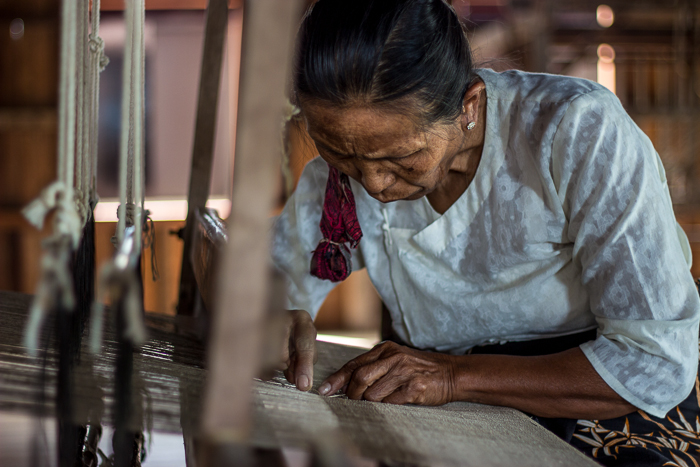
303, 101, 466, 203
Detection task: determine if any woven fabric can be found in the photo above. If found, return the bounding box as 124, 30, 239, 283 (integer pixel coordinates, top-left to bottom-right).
310, 165, 362, 282
0, 291, 598, 466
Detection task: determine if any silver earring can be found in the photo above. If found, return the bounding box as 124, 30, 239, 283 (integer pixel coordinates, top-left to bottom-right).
467, 121, 476, 130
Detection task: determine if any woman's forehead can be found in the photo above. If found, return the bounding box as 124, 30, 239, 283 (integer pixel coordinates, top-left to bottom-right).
303, 103, 427, 157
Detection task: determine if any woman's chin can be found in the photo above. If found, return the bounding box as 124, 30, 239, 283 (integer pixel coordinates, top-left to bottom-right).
371, 188, 426, 203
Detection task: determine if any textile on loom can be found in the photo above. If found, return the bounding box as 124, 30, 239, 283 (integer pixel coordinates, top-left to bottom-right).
0, 291, 597, 466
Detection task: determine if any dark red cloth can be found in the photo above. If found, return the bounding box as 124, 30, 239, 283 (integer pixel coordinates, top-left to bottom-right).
310, 165, 363, 282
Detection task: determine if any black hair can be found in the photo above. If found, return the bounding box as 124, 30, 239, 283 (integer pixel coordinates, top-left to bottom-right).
294, 0, 474, 126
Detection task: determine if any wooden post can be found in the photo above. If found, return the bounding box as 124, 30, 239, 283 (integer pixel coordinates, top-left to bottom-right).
199, 0, 303, 456
177, 0, 229, 317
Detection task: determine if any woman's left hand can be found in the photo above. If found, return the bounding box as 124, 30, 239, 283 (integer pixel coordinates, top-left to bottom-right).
318, 341, 456, 405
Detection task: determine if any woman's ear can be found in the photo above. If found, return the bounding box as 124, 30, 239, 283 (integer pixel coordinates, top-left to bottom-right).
461, 80, 486, 129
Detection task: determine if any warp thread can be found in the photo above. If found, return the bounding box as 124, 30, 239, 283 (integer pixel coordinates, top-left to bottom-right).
310, 165, 363, 282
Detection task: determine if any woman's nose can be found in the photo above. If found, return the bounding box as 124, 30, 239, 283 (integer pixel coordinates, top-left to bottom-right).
360, 164, 395, 194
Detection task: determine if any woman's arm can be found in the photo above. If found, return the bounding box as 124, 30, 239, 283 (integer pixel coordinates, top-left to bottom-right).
318, 340, 636, 419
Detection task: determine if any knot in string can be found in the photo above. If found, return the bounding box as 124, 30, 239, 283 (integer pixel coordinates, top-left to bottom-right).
109, 205, 159, 282
310, 165, 363, 282
22, 181, 65, 230
88, 33, 109, 71
22, 181, 82, 250
118, 202, 137, 226
111, 203, 138, 247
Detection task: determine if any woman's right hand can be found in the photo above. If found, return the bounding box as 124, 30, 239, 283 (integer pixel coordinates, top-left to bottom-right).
281, 309, 318, 391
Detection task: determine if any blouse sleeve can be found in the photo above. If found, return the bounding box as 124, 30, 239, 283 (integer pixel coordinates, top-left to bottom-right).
271, 157, 365, 319
552, 88, 700, 418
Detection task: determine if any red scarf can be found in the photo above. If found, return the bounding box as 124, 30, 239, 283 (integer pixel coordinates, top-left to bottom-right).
310, 165, 363, 282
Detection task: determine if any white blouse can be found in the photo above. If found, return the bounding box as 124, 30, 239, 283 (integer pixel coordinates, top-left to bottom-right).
271, 68, 700, 417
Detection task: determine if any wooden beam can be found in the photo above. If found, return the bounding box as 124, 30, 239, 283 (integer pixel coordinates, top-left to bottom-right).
191, 208, 227, 312
199, 0, 304, 450
100, 0, 241, 10
177, 0, 229, 317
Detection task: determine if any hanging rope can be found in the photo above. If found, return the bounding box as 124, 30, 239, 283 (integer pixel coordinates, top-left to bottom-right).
23, 0, 109, 358
91, 0, 147, 353
22, 0, 83, 358
88, 0, 109, 208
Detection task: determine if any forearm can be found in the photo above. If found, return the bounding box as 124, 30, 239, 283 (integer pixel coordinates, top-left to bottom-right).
450, 347, 636, 419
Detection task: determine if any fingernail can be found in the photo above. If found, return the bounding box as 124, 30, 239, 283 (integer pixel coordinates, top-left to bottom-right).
319, 382, 331, 395
297, 375, 310, 391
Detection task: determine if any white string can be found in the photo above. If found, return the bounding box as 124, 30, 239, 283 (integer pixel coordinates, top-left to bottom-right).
133, 0, 145, 247
116, 0, 145, 245
23, 0, 83, 357
91, 0, 147, 353
75, 0, 85, 215
117, 0, 134, 243
88, 0, 109, 205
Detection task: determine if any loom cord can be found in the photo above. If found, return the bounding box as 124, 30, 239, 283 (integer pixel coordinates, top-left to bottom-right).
117, 0, 145, 249
23, 0, 107, 358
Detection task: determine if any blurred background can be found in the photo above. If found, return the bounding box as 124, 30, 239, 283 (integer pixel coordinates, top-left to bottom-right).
0, 0, 699, 346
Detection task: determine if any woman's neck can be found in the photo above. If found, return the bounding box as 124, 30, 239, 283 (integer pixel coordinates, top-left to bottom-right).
426, 87, 487, 214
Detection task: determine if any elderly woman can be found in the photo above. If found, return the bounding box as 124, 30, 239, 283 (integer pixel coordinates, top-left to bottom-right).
272, 0, 700, 464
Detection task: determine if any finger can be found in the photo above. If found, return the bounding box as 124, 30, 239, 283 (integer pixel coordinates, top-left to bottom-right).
292, 328, 317, 391
382, 386, 413, 405
362, 372, 408, 402
319, 345, 389, 396
345, 360, 392, 400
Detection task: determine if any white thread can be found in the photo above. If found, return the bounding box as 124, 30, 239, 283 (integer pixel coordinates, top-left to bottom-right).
133, 0, 145, 248
88, 0, 108, 204
75, 0, 85, 215
92, 0, 147, 353
117, 0, 143, 244
24, 0, 108, 358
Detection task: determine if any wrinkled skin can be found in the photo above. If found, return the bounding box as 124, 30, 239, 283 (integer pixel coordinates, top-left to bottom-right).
318, 341, 456, 405
281, 309, 317, 391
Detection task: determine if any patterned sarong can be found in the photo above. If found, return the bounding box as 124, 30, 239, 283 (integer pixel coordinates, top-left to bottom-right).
567, 279, 700, 467
469, 278, 700, 467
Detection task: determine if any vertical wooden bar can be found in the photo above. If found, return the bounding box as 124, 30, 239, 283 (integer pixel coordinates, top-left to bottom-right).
177, 0, 229, 317
199, 0, 303, 455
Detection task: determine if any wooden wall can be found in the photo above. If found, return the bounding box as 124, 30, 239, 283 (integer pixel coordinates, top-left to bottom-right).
0, 0, 58, 293
0, 1, 696, 331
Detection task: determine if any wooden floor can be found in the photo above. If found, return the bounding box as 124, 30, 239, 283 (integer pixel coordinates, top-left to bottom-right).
0, 290, 600, 466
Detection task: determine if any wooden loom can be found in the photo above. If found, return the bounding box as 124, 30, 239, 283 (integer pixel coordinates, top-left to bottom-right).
0, 0, 603, 466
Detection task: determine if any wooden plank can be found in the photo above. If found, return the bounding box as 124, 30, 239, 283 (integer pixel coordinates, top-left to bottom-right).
176, 0, 229, 317
199, 0, 304, 446
100, 0, 241, 10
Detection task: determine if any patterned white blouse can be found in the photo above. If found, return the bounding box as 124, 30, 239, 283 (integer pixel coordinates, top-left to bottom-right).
272, 68, 700, 417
